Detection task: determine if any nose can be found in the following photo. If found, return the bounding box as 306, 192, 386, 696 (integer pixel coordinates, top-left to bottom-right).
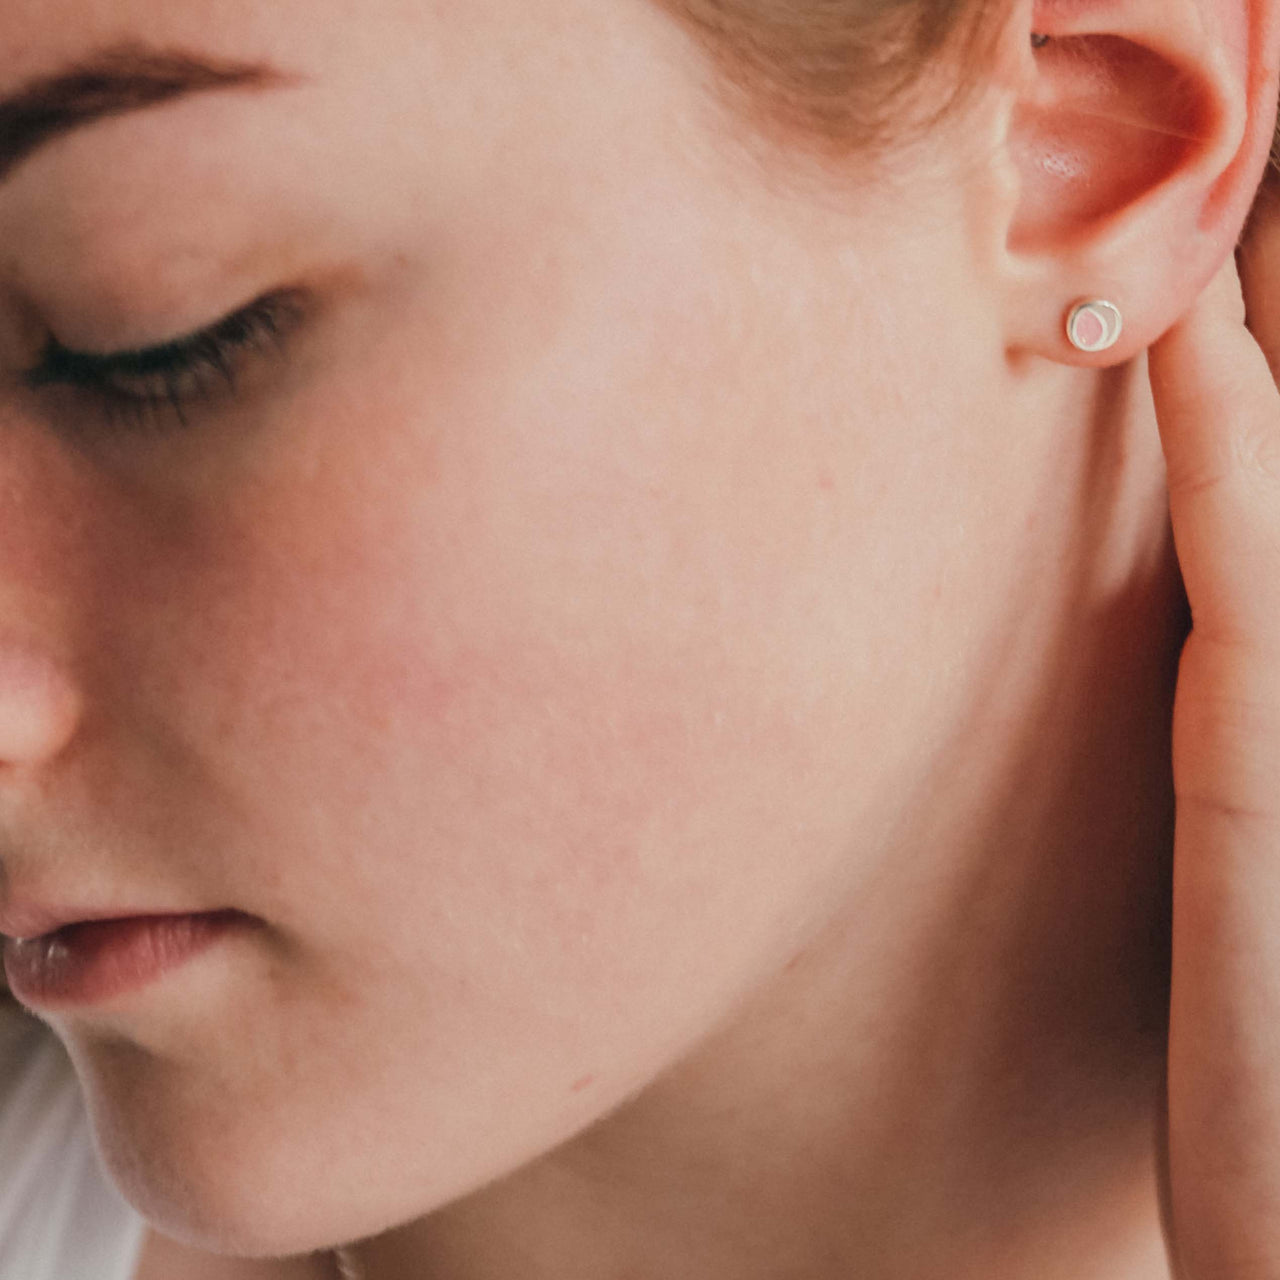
0, 377, 97, 772
0, 640, 82, 766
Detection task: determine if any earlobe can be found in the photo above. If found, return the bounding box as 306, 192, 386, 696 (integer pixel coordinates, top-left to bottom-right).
1000, 0, 1280, 365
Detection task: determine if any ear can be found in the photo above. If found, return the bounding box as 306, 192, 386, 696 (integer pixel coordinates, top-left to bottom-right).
994, 0, 1280, 365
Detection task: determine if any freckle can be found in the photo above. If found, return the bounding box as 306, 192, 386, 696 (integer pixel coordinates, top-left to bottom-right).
571, 1075, 596, 1093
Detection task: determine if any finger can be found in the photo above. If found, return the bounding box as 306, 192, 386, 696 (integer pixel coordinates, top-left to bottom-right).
1165, 751, 1280, 1278
1149, 254, 1280, 651
1153, 248, 1280, 1273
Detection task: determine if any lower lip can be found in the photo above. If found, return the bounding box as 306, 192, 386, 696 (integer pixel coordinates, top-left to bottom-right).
2, 911, 248, 1008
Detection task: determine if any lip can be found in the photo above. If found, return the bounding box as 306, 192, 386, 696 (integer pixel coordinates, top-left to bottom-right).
2, 910, 251, 1008
3, 904, 133, 941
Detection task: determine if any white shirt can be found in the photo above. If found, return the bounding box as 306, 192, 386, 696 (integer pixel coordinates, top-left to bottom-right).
0, 1003, 146, 1280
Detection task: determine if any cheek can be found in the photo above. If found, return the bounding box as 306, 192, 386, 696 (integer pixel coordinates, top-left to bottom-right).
139, 378, 823, 1007
121, 183, 948, 1015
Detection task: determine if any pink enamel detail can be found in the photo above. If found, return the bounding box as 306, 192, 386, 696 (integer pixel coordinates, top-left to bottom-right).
1075, 311, 1104, 348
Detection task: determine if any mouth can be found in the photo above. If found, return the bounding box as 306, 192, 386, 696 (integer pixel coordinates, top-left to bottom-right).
1, 910, 253, 1009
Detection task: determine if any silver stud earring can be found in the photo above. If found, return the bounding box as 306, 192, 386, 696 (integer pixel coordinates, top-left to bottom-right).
1066, 300, 1123, 353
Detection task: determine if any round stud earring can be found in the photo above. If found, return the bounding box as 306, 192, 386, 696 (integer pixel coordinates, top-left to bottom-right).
1066, 299, 1123, 353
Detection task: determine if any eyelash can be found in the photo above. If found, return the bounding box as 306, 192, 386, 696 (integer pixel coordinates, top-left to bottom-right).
21, 290, 304, 435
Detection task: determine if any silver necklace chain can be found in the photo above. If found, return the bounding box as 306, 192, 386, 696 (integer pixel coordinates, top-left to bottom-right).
331, 1246, 367, 1280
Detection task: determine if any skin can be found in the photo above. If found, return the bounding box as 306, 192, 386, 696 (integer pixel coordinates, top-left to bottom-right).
0, 0, 1278, 1277
1151, 190, 1280, 1275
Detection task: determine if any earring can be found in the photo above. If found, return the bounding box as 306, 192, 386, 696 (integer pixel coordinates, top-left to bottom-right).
1066, 299, 1123, 353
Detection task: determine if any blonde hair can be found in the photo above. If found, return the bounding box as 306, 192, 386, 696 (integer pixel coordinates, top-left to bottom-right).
654, 0, 1015, 159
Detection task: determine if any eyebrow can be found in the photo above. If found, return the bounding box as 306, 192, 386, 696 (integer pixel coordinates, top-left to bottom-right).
0, 42, 298, 184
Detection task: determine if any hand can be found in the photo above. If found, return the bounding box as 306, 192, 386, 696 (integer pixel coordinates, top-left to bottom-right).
1149, 200, 1280, 1276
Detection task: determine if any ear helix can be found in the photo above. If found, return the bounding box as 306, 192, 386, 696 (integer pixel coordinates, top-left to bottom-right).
1065, 299, 1123, 353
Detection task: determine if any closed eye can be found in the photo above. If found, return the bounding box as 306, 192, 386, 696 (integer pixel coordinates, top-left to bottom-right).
21, 289, 306, 434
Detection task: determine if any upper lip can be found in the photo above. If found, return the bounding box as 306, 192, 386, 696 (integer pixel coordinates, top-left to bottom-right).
0, 902, 221, 941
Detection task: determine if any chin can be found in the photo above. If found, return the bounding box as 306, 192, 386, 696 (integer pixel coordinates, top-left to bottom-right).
87, 1095, 319, 1256
61, 1013, 613, 1258
68, 1043, 516, 1260
64, 1047, 350, 1257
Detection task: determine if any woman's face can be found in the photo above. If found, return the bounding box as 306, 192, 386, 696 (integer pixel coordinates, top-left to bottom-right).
1, 0, 1018, 1254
